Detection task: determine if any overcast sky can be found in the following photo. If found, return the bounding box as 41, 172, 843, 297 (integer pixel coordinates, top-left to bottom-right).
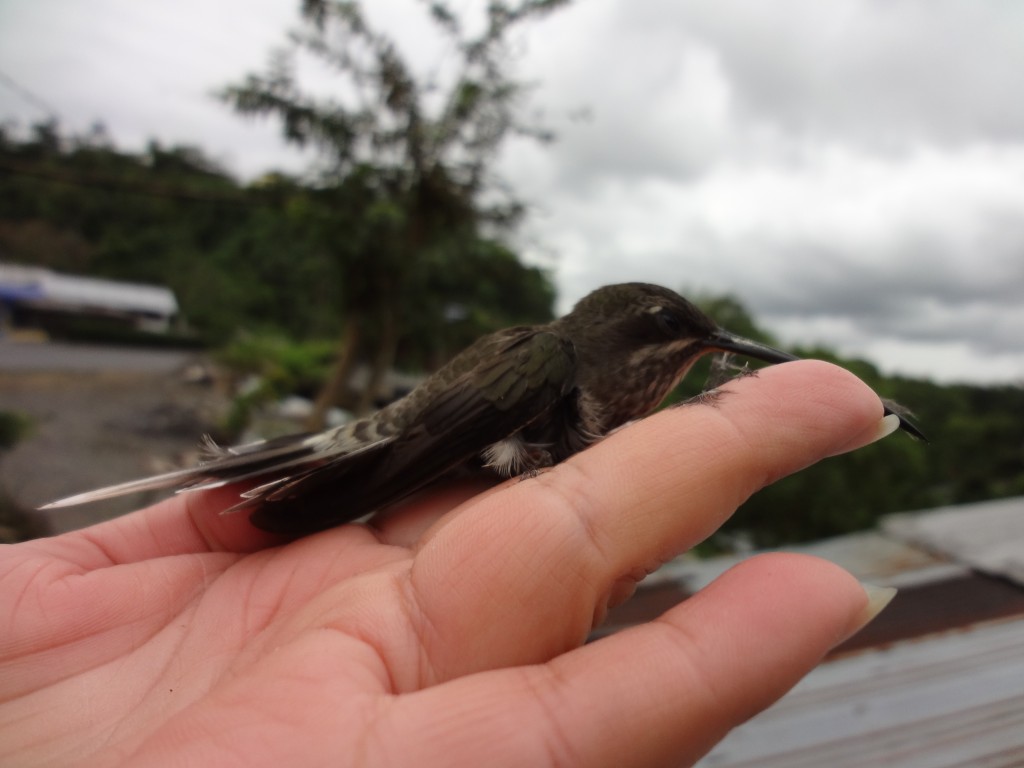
2, 0, 1022, 384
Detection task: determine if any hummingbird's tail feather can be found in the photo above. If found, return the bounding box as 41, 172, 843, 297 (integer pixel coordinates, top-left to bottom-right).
39, 465, 217, 509
40, 432, 339, 510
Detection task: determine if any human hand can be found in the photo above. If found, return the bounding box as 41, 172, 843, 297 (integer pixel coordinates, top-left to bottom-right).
1, 361, 895, 767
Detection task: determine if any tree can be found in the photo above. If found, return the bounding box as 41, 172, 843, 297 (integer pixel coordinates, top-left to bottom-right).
221, 0, 568, 426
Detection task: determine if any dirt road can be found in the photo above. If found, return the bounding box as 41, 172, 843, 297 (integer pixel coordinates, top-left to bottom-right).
0, 343, 230, 536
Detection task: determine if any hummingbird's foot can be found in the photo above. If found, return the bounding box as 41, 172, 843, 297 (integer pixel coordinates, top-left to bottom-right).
515, 445, 559, 481
707, 352, 762, 388
517, 466, 552, 481
672, 388, 731, 411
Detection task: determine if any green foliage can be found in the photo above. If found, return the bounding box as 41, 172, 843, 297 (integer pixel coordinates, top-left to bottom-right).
219, 333, 334, 424
0, 412, 45, 543
401, 238, 555, 368
0, 411, 32, 452
216, 333, 337, 438
217, 333, 336, 396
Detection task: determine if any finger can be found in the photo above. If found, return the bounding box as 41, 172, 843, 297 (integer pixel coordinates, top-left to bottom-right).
384, 553, 873, 768
406, 361, 892, 680
25, 485, 286, 568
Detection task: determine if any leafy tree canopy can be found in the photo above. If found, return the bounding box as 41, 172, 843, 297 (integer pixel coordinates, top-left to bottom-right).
220, 0, 570, 422
0, 121, 555, 350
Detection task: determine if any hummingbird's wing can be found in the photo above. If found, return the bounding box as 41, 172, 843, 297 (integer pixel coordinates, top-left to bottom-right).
246, 329, 578, 535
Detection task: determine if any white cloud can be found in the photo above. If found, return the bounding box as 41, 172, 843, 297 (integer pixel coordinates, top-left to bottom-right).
508, 140, 1024, 383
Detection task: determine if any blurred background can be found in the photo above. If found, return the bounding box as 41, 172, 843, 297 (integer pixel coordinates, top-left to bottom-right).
2, 2, 1024, 763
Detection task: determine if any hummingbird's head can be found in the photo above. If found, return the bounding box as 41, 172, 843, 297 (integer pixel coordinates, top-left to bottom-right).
560, 283, 714, 345
555, 283, 925, 441
556, 283, 801, 426
560, 282, 798, 364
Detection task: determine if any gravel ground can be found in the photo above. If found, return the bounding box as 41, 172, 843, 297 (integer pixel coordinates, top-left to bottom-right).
0, 346, 232, 537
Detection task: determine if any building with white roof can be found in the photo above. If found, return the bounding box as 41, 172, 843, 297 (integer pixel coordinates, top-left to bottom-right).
0, 262, 179, 334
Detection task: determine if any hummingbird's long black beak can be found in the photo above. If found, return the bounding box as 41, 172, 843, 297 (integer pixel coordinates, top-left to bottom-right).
702, 329, 927, 441
703, 329, 801, 366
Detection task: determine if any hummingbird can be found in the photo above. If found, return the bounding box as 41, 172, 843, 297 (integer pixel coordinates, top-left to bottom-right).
44, 283, 924, 535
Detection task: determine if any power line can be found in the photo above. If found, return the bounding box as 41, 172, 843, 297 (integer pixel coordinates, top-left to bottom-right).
0, 68, 60, 121
0, 159, 262, 207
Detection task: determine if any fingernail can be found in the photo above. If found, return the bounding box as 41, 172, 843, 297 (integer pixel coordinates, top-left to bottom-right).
851, 582, 898, 634
833, 413, 901, 456
870, 414, 901, 444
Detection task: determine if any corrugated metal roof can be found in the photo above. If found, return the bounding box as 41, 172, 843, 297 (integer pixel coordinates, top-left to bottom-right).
885, 497, 1024, 587
649, 497, 1024, 597
698, 616, 1024, 768
620, 499, 1024, 765
646, 530, 962, 594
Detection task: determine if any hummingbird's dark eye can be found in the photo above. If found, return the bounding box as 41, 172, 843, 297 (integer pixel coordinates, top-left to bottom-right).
654, 309, 683, 336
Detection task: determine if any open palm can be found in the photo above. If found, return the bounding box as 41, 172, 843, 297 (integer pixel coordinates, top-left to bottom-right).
1, 362, 891, 767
